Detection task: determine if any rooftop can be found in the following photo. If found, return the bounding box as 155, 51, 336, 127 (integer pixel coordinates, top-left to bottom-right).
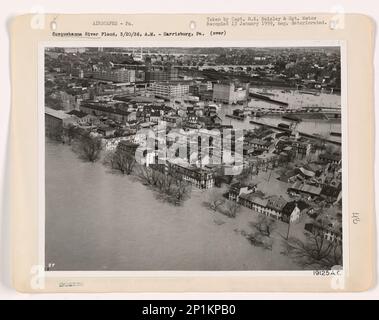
266, 195, 287, 211
45, 107, 72, 120
289, 181, 322, 196
239, 193, 268, 207
81, 102, 132, 116
67, 110, 88, 118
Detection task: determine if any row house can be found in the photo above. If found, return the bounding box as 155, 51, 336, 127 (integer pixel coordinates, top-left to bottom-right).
136, 105, 173, 122
287, 181, 322, 200
238, 193, 268, 215
185, 112, 202, 129
149, 109, 163, 123
136, 105, 174, 122
228, 182, 257, 202
66, 110, 97, 126
265, 196, 287, 220
245, 138, 273, 153
80, 103, 136, 124
304, 221, 342, 243
319, 153, 341, 165
237, 194, 287, 220
161, 115, 182, 128
168, 162, 215, 189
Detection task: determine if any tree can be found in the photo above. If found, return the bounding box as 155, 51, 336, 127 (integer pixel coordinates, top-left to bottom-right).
136, 164, 162, 186
47, 124, 63, 141
246, 215, 277, 250
112, 150, 136, 175
223, 200, 240, 218
156, 171, 175, 194
166, 166, 192, 204
110, 141, 139, 175
249, 215, 277, 238
207, 189, 226, 211
172, 177, 191, 204
138, 164, 192, 206
281, 217, 342, 270
103, 150, 115, 166
64, 124, 79, 144
77, 132, 103, 162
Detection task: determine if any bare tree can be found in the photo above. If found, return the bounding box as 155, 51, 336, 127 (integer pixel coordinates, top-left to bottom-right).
77, 133, 103, 162
156, 172, 174, 193
223, 200, 240, 218
245, 215, 277, 250
171, 175, 192, 204
64, 124, 79, 145
154, 167, 191, 205
281, 218, 342, 270
207, 189, 226, 211
249, 215, 277, 238
112, 150, 136, 175
136, 164, 162, 186
136, 163, 192, 206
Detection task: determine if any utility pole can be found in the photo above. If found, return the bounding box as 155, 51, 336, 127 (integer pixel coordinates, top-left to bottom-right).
286, 220, 291, 240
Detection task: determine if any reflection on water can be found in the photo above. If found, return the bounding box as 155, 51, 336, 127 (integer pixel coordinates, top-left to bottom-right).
249, 89, 341, 110
45, 141, 297, 271
218, 101, 341, 143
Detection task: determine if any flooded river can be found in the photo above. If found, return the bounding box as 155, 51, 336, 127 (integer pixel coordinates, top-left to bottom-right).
45, 141, 297, 271
219, 91, 342, 143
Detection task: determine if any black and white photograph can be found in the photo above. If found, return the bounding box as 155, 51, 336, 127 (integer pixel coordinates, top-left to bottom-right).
43, 45, 343, 272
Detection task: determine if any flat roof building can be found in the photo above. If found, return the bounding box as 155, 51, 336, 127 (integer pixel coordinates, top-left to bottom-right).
92, 68, 136, 83
213, 82, 248, 104
150, 82, 190, 100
